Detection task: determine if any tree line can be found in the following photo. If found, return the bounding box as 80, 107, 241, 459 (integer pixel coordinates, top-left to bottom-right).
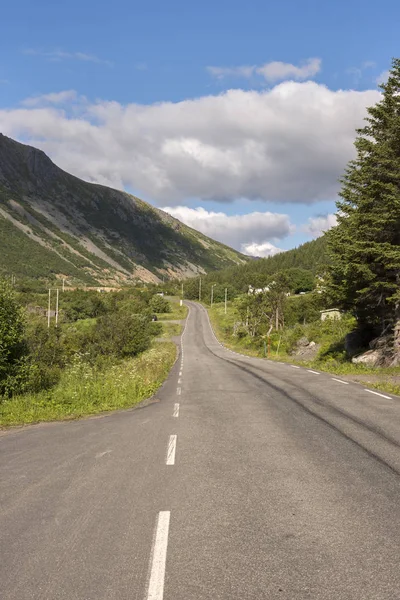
179, 58, 400, 348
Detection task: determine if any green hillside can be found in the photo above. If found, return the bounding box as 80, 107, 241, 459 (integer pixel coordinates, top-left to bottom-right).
187, 235, 328, 293
0, 134, 248, 287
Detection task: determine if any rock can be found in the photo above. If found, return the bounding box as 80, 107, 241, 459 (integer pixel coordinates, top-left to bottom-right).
352, 349, 382, 366
292, 341, 321, 360
298, 336, 309, 347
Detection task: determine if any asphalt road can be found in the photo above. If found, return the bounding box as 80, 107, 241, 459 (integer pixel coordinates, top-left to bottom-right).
2, 301, 400, 599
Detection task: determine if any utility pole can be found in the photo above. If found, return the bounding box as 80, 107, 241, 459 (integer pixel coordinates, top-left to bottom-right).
62, 278, 65, 293
224, 288, 227, 314
199, 278, 202, 302
55, 289, 59, 328
47, 289, 51, 328
211, 284, 216, 307
181, 282, 184, 299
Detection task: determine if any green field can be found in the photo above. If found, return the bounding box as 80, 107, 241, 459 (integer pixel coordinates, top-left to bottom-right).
0, 342, 177, 427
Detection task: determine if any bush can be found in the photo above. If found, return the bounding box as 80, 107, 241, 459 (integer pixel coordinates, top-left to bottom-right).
148, 321, 163, 337
0, 279, 30, 397
63, 290, 107, 322
149, 295, 171, 314
24, 322, 71, 392
88, 312, 152, 359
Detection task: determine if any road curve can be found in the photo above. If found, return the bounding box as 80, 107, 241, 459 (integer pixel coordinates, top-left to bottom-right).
1, 301, 400, 599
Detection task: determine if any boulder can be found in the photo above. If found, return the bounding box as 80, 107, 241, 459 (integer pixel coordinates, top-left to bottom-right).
352, 349, 382, 366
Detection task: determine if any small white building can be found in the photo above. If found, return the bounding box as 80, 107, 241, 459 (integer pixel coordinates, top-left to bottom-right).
320, 308, 341, 321
248, 281, 276, 295
248, 285, 270, 295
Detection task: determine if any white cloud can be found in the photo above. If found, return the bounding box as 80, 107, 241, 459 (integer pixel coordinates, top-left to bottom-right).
241, 242, 283, 257
206, 65, 256, 79
207, 58, 321, 82
162, 206, 292, 252
362, 61, 376, 69
256, 58, 321, 82
21, 90, 78, 107
303, 213, 337, 237
0, 83, 380, 204
346, 61, 376, 85
376, 70, 390, 85
23, 49, 112, 66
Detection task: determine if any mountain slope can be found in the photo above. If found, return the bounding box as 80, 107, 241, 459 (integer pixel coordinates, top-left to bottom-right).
0, 134, 247, 286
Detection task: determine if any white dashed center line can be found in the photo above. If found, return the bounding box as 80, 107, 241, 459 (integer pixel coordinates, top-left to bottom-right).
177, 387, 181, 395
178, 378, 182, 384
166, 435, 177, 465
146, 511, 171, 600
173, 403, 180, 418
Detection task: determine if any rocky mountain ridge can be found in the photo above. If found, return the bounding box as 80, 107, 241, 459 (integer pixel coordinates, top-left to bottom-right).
0, 134, 247, 285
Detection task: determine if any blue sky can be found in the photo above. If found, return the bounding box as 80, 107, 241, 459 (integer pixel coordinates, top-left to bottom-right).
1, 0, 397, 255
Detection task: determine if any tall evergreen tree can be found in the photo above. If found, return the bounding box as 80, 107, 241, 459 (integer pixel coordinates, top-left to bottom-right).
328, 58, 400, 331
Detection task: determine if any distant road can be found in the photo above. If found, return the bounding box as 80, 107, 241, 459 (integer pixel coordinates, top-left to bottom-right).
1, 301, 400, 599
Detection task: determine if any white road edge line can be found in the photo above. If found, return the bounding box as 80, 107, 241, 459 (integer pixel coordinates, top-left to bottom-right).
146, 511, 171, 600
307, 370, 320, 375
179, 371, 182, 376
177, 387, 181, 395
364, 389, 392, 400
332, 378, 349, 385
173, 403, 180, 418
166, 435, 177, 465
290, 365, 300, 369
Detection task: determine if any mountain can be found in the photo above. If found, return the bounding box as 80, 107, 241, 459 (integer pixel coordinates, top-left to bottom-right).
0, 134, 247, 286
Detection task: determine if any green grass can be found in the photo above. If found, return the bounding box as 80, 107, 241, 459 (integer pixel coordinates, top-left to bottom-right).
207, 301, 400, 397
160, 322, 183, 338
367, 381, 400, 396
0, 342, 177, 427
159, 296, 188, 320
208, 303, 261, 357
63, 317, 97, 334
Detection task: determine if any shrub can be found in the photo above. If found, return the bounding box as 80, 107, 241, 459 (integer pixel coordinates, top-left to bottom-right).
149, 295, 171, 314
88, 312, 152, 359
0, 279, 30, 397
24, 322, 71, 392
63, 290, 107, 322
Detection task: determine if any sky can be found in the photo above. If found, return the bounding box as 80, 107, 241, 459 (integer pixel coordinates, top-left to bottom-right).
0, 0, 398, 257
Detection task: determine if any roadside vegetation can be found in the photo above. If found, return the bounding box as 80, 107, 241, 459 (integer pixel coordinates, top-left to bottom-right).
0, 283, 180, 427
208, 299, 400, 396
179, 60, 400, 397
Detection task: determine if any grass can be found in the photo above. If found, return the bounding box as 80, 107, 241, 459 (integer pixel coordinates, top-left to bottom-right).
159, 296, 188, 320
208, 303, 261, 357
0, 342, 177, 427
159, 322, 183, 338
63, 317, 97, 334
207, 301, 400, 397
